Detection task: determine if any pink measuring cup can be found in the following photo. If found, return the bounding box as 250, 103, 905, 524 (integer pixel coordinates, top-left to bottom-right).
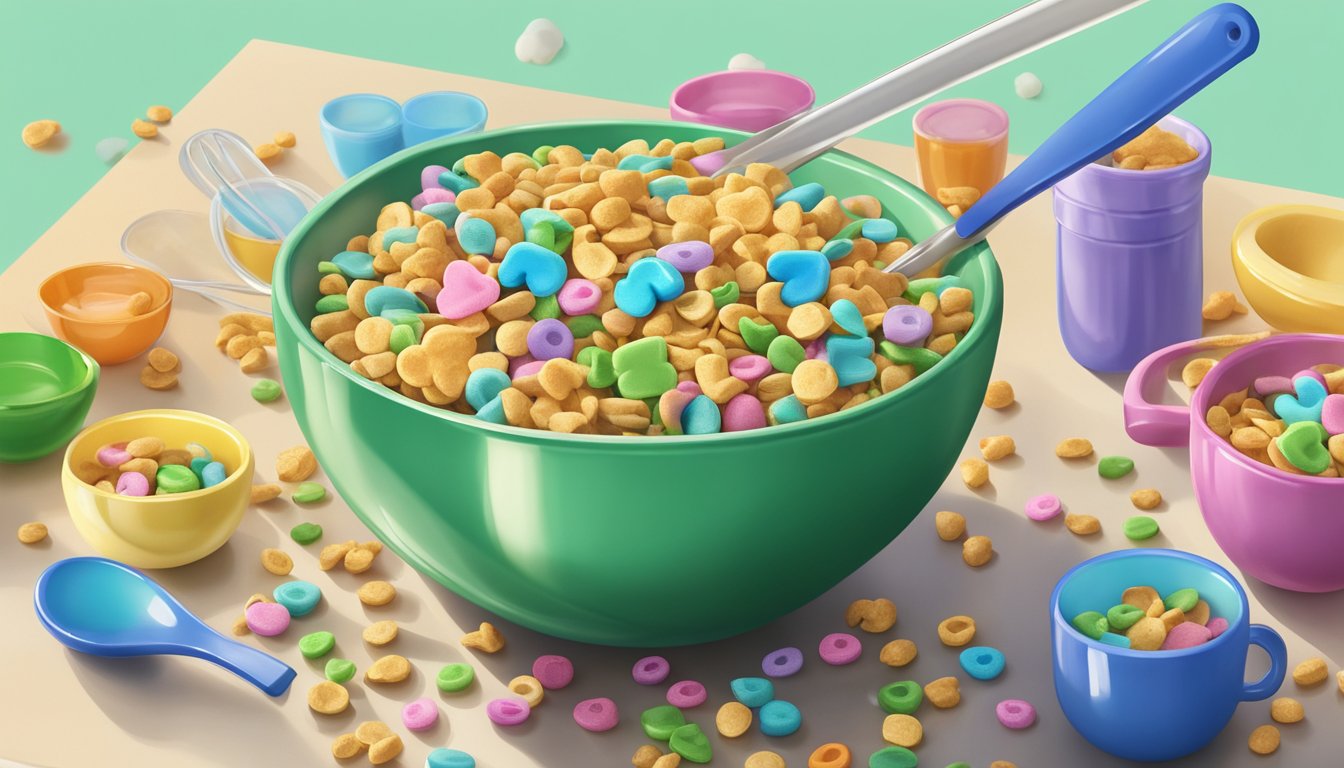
1124, 333, 1344, 593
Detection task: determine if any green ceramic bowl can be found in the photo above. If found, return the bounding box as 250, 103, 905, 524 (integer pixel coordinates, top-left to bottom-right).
0, 332, 100, 463
274, 121, 1002, 646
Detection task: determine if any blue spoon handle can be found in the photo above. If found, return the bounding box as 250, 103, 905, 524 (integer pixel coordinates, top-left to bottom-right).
954, 3, 1258, 238
180, 628, 296, 697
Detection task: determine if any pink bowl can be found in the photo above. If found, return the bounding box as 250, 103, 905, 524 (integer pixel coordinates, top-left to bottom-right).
1124, 334, 1344, 592
670, 70, 814, 133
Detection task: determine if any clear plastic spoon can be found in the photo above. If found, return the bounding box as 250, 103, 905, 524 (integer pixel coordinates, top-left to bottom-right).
34, 557, 295, 697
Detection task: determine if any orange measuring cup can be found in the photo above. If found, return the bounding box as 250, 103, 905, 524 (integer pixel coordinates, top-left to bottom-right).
39, 262, 173, 365
913, 98, 1010, 200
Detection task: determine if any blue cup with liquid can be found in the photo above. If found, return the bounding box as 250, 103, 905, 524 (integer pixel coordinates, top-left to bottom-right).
1050, 549, 1286, 762
320, 93, 405, 178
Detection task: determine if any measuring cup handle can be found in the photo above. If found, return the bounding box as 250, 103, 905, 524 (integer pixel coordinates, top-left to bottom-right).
1241, 624, 1287, 702
1122, 338, 1212, 446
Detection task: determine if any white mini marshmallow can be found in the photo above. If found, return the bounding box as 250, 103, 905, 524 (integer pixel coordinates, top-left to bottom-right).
1014, 72, 1043, 100
728, 53, 766, 71
516, 19, 564, 65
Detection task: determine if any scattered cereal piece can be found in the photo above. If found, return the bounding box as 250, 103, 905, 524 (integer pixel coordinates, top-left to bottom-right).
509, 675, 545, 707
1112, 125, 1198, 171
1130, 488, 1163, 510
728, 53, 766, 71
95, 136, 129, 165
807, 744, 851, 767
250, 483, 282, 504
276, 445, 317, 482
1182, 358, 1216, 389
845, 598, 897, 633
995, 698, 1037, 730
139, 365, 178, 390
1014, 72, 1043, 99
357, 580, 397, 607
879, 639, 918, 667
273, 130, 296, 148
960, 458, 989, 488
1098, 455, 1135, 479
1248, 724, 1280, 755
937, 186, 981, 209
251, 378, 283, 403
230, 615, 250, 636
515, 18, 564, 65
292, 481, 326, 504
934, 510, 965, 541
22, 119, 61, 149
1025, 493, 1062, 522
299, 630, 335, 659
978, 435, 1016, 461
363, 619, 399, 646
147, 347, 179, 373
356, 721, 394, 746
1064, 513, 1101, 535
818, 632, 863, 665
437, 662, 475, 692
461, 621, 506, 653
255, 143, 282, 162
307, 681, 350, 714
146, 105, 173, 123
963, 535, 993, 567
290, 522, 322, 544
260, 548, 293, 576
1123, 515, 1160, 541
331, 733, 365, 759
402, 697, 440, 731
745, 751, 785, 768
326, 657, 356, 683
924, 676, 961, 709
633, 744, 664, 768
17, 522, 48, 544
1202, 290, 1248, 321
131, 119, 159, 139
319, 540, 356, 570
1293, 657, 1328, 687
937, 615, 976, 647
1270, 697, 1303, 724
1055, 437, 1094, 458
715, 702, 752, 738
369, 734, 403, 765
366, 654, 412, 684
344, 544, 376, 574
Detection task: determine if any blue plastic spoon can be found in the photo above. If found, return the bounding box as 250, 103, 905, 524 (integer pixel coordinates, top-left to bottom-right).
34, 557, 296, 697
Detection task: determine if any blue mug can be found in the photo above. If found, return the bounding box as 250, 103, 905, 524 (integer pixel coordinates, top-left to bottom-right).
401, 91, 488, 148
1051, 549, 1286, 762
319, 93, 405, 178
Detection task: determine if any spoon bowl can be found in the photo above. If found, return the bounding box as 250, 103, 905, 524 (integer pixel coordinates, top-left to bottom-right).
35, 557, 295, 696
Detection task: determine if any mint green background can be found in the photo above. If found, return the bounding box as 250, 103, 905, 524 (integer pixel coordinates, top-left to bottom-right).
3, 0, 1337, 272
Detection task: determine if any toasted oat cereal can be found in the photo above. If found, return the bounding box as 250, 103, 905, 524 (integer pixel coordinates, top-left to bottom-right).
356, 721, 394, 746
319, 540, 356, 570
978, 435, 1016, 461
17, 522, 48, 544
935, 510, 966, 541
1064, 513, 1101, 535
260, 548, 293, 576
331, 733, 365, 759
21, 119, 61, 149
1111, 125, 1198, 170
937, 615, 976, 647
1248, 724, 1280, 755
1293, 657, 1327, 686
962, 535, 993, 567
1270, 697, 1304, 724
363, 620, 399, 646
983, 379, 1015, 409
131, 119, 159, 139
650, 754, 682, 768
230, 615, 250, 636
845, 598, 897, 633
250, 483, 282, 504
1202, 290, 1248, 321
344, 545, 376, 574
139, 365, 179, 390
745, 753, 785, 768
937, 186, 981, 208
146, 105, 173, 123
1130, 488, 1163, 510
461, 621, 505, 653
307, 681, 350, 714
879, 639, 918, 667
274, 130, 297, 148
924, 676, 961, 709
366, 654, 412, 683
1182, 357, 1216, 389
276, 446, 317, 482
1056, 437, 1094, 458
357, 580, 397, 606
369, 734, 403, 765
882, 713, 923, 748
632, 745, 664, 768
960, 458, 989, 488
255, 143, 282, 162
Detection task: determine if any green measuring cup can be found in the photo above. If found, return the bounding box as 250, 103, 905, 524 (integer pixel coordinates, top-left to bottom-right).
0, 332, 100, 463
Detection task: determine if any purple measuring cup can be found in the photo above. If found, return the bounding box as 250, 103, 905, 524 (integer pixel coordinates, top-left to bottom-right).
1054, 115, 1211, 372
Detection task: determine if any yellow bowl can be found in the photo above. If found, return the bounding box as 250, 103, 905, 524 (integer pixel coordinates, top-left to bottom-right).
61, 409, 254, 569
1232, 204, 1344, 334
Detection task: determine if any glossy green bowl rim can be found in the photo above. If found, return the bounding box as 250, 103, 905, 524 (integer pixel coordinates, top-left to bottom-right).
0, 331, 100, 412
274, 119, 1002, 447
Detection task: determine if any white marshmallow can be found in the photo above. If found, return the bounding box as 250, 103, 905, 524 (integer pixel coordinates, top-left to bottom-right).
515, 19, 564, 65
1014, 72, 1043, 100
728, 53, 766, 71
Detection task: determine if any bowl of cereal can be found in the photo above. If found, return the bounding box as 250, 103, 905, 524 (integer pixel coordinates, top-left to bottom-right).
62, 409, 254, 569
273, 121, 1002, 645
1125, 333, 1344, 592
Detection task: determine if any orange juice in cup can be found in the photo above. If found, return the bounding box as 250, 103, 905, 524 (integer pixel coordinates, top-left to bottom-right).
913, 98, 1009, 200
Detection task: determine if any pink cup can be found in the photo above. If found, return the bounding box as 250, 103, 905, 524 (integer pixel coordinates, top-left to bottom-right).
1124, 334, 1344, 592
670, 71, 814, 133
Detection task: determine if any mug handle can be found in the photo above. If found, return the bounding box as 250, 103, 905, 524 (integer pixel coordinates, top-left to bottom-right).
1240, 624, 1288, 701
1122, 338, 1210, 446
